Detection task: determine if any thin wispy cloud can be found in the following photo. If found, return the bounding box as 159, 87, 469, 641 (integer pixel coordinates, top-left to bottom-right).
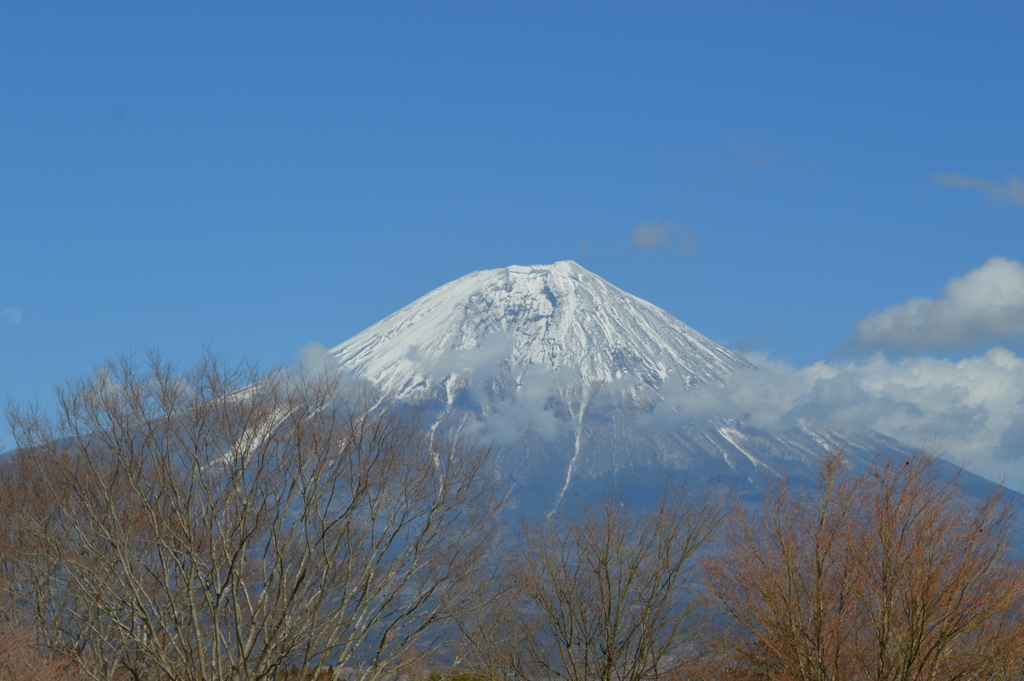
630, 220, 702, 254
852, 257, 1024, 353
932, 172, 1024, 208
728, 138, 784, 169
1, 308, 22, 325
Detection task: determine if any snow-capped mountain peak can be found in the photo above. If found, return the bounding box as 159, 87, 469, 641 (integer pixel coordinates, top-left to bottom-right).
329, 261, 750, 403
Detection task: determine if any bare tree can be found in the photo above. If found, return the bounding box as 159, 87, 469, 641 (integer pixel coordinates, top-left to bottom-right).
3, 350, 502, 681
458, 485, 727, 681
703, 451, 1024, 681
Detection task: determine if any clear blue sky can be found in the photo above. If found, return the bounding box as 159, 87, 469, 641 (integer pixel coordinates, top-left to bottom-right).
2, 3, 1023, 479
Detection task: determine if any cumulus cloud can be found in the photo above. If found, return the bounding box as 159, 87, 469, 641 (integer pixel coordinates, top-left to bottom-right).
932, 172, 1024, 208
852, 257, 1024, 353
652, 348, 1024, 485
1, 308, 22, 325
630, 220, 701, 254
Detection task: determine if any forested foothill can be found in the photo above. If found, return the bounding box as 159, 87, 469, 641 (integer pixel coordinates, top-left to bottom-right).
2, 353, 1022, 681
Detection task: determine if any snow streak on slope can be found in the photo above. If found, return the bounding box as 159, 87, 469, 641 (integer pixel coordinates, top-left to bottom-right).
330, 261, 750, 404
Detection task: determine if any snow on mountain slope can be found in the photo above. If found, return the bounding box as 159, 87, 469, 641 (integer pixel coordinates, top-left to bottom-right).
330, 261, 750, 404
327, 261, 999, 509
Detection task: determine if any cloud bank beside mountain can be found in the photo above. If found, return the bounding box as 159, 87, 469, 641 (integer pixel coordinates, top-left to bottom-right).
852, 257, 1024, 353
651, 348, 1024, 484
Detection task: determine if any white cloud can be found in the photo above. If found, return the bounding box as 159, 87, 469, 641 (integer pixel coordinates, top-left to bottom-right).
1, 308, 21, 325
630, 220, 701, 254
652, 348, 1024, 486
933, 172, 1024, 208
296, 342, 334, 376
419, 332, 514, 394
852, 257, 1024, 352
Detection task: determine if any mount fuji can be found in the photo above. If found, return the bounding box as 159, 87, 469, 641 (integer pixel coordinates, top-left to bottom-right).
328, 262, 992, 509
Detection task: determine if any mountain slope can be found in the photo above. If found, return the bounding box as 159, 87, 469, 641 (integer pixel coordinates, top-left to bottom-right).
328, 261, 995, 509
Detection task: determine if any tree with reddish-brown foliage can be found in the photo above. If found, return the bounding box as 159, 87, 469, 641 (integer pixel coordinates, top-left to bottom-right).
702, 451, 1024, 681
0, 623, 86, 681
